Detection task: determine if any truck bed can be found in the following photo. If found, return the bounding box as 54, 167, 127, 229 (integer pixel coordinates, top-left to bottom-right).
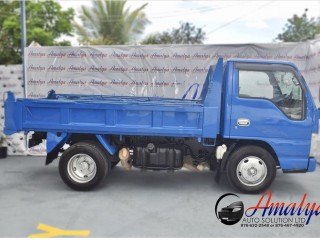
6, 93, 205, 137
5, 59, 223, 140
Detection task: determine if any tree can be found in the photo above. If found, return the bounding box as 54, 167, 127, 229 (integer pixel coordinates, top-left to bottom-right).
142, 22, 206, 44
276, 9, 320, 42
0, 1, 75, 64
75, 0, 149, 45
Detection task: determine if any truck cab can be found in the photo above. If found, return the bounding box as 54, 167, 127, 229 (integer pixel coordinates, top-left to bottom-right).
4, 58, 319, 193
225, 59, 317, 171
220, 59, 318, 192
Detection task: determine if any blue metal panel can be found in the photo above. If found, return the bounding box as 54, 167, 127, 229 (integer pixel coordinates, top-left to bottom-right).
5, 92, 208, 138
47, 132, 70, 153
203, 58, 223, 139
229, 61, 315, 170
162, 112, 200, 128
26, 107, 61, 124
116, 110, 152, 126
71, 109, 105, 124
222, 61, 234, 138
308, 158, 316, 172
4, 92, 22, 135
96, 135, 117, 155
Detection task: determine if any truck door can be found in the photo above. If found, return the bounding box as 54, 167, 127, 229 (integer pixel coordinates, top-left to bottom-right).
229, 63, 313, 170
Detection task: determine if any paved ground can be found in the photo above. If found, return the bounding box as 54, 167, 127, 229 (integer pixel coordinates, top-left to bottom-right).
0, 156, 320, 237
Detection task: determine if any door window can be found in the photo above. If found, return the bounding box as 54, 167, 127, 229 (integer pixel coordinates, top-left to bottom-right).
238, 69, 304, 120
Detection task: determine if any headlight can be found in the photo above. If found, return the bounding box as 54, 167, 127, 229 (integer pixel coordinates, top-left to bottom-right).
309, 133, 318, 157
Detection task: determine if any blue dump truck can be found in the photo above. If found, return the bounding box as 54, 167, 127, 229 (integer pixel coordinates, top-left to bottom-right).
4, 58, 319, 193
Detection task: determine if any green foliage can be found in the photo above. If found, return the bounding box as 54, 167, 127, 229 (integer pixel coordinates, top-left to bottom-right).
277, 9, 320, 42
75, 0, 149, 45
142, 22, 206, 45
0, 0, 75, 64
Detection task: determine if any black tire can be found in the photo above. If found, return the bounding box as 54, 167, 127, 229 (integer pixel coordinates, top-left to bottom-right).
226, 145, 276, 194
59, 141, 110, 191
77, 139, 119, 169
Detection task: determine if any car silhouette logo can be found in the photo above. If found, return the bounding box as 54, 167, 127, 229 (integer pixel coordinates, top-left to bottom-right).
218, 201, 244, 222
215, 193, 244, 225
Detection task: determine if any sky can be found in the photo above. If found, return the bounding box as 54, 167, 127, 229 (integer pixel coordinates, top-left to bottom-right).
57, 0, 320, 45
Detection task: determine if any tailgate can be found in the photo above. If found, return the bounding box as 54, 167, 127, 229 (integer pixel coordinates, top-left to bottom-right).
4, 92, 23, 135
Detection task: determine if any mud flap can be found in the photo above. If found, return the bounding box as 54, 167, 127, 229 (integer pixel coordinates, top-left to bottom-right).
46, 132, 71, 165
214, 143, 236, 183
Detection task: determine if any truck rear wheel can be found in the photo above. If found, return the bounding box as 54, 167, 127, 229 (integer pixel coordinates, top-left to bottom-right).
226, 145, 276, 193
59, 141, 110, 191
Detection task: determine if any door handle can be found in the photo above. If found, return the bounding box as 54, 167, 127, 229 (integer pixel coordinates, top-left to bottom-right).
237, 118, 250, 126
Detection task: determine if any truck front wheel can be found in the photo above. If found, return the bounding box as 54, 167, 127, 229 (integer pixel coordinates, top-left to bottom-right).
226, 145, 276, 193
59, 141, 110, 191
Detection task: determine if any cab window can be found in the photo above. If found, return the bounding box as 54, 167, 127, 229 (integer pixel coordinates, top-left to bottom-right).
238, 69, 304, 120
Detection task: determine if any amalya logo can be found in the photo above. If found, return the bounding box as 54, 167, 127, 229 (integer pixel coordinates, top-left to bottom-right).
68, 79, 86, 86
171, 66, 190, 74
67, 65, 86, 72
89, 79, 108, 87
28, 50, 46, 58
89, 52, 108, 58
27, 92, 46, 98
27, 64, 45, 72
88, 65, 107, 73
150, 52, 169, 59
110, 51, 129, 59
130, 52, 149, 59
110, 79, 129, 86
171, 52, 190, 60
67, 50, 87, 58
48, 78, 66, 86
109, 65, 128, 73
28, 78, 46, 86
150, 66, 170, 73
192, 52, 211, 59
215, 191, 320, 228
130, 66, 149, 73
215, 193, 244, 225
47, 65, 66, 72
47, 51, 67, 58
192, 66, 209, 74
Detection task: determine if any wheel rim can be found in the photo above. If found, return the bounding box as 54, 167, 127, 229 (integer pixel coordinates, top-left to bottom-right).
236, 156, 267, 187
67, 154, 97, 183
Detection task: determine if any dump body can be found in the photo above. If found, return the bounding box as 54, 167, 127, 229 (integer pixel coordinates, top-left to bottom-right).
6, 95, 205, 137
4, 59, 223, 140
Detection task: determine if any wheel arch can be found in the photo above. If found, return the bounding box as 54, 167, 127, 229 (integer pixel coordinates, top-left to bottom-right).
68, 133, 117, 156
223, 139, 280, 169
